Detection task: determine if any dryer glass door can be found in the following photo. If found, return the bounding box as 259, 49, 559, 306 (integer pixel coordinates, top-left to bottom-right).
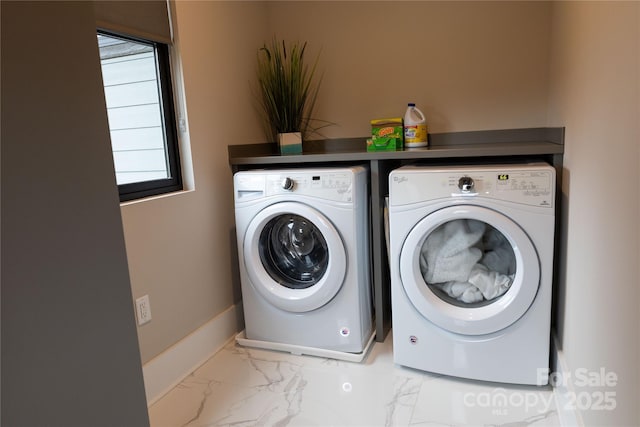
244, 202, 346, 313
399, 205, 540, 335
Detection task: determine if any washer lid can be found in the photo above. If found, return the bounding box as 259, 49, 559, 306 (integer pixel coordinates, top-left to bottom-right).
243, 202, 346, 313
399, 205, 540, 335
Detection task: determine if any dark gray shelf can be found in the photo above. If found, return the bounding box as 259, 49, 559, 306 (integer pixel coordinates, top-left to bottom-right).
228, 127, 564, 166
228, 127, 564, 343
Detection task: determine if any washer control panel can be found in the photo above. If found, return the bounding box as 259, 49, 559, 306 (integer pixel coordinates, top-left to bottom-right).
235, 169, 356, 203
266, 172, 353, 202
281, 177, 294, 191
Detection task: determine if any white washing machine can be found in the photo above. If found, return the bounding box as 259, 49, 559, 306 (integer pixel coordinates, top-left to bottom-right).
388, 163, 555, 385
234, 166, 374, 361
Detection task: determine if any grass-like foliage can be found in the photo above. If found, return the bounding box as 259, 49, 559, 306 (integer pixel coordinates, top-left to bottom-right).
256, 38, 326, 142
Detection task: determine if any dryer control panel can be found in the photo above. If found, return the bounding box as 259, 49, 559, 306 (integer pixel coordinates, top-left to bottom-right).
390, 164, 555, 208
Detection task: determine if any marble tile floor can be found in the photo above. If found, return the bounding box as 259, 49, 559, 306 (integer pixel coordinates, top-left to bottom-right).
148, 331, 561, 427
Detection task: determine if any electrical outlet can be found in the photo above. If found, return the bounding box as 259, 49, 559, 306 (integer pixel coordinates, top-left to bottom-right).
135, 294, 152, 325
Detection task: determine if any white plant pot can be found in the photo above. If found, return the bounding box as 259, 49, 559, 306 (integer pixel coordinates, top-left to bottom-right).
278, 132, 302, 155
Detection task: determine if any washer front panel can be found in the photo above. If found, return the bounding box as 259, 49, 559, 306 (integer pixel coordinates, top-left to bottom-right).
399, 205, 540, 335
244, 201, 346, 313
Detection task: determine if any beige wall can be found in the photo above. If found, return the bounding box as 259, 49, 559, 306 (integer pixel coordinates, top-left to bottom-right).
267, 1, 552, 136
121, 1, 268, 363
548, 2, 639, 425
2, 2, 149, 424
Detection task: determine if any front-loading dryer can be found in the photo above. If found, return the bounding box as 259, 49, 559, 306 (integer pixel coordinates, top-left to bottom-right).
234, 166, 374, 360
389, 163, 555, 385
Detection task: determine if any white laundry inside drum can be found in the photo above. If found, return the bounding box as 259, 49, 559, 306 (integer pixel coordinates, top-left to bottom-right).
419, 219, 516, 306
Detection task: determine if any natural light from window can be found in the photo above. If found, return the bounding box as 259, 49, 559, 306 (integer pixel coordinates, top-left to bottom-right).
97, 34, 170, 185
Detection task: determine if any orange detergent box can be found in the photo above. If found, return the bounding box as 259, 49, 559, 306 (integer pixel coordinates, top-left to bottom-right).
368, 118, 403, 151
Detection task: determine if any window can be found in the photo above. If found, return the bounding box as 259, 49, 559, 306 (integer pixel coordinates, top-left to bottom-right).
97, 32, 182, 202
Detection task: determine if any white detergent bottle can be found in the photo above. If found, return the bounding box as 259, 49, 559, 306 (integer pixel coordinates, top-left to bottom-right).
403, 103, 428, 148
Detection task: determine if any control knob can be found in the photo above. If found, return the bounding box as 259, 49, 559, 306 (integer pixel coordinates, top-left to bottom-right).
458, 176, 474, 193
282, 177, 294, 191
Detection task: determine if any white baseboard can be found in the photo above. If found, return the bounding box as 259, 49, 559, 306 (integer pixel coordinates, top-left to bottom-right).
142, 304, 240, 406
551, 333, 584, 427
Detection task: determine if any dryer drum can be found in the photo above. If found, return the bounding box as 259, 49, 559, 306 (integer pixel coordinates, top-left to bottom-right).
259, 214, 329, 289
420, 218, 517, 308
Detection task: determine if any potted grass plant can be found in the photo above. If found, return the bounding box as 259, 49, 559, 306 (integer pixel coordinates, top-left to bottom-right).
255, 38, 325, 154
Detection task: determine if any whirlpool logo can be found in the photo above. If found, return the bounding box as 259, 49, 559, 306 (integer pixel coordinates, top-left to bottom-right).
392, 175, 408, 184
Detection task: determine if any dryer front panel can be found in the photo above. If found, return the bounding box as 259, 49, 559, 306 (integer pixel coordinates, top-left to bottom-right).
244, 201, 346, 313
399, 205, 540, 335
